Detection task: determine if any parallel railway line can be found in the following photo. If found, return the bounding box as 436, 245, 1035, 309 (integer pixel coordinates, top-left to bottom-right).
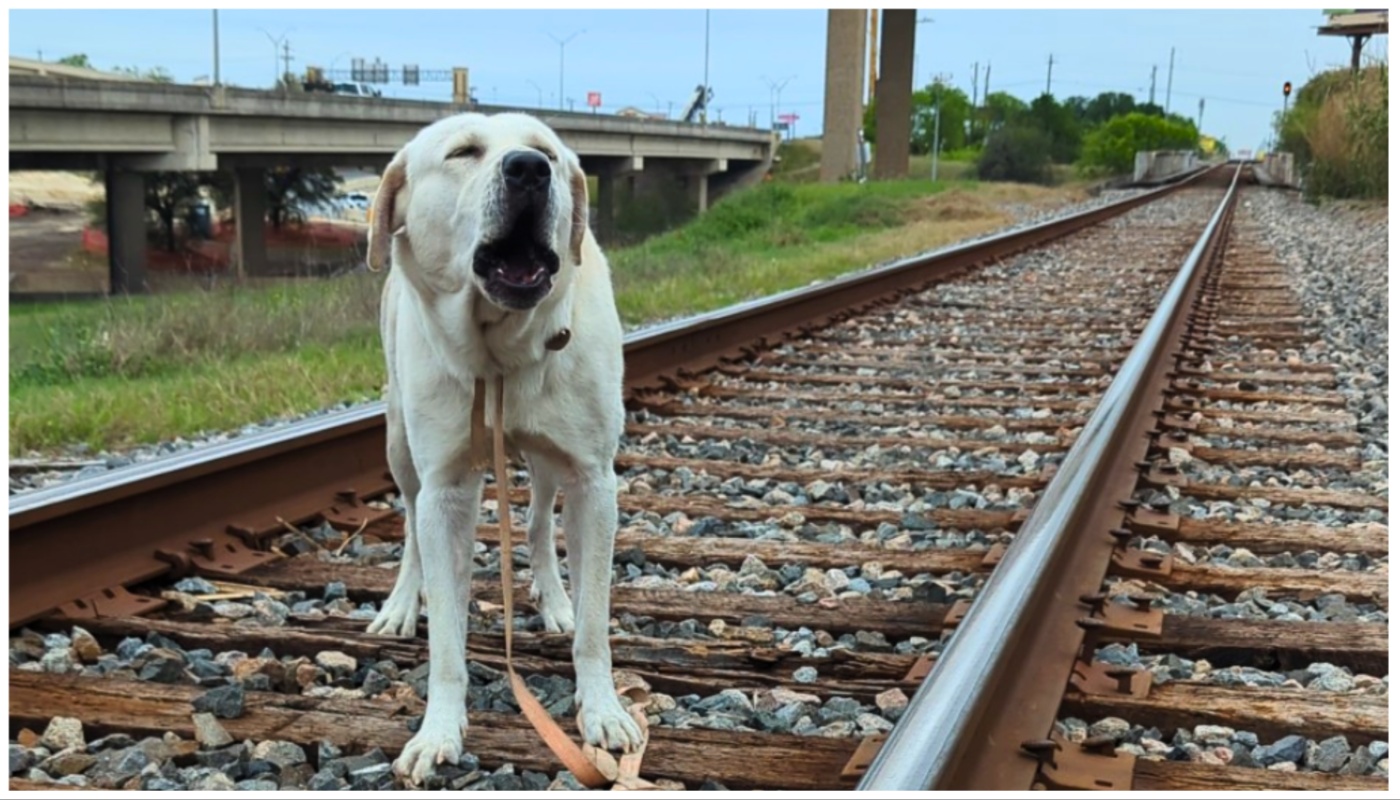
9, 164, 1387, 791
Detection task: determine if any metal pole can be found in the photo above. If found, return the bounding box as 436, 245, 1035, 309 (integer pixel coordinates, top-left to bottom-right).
931, 97, 941, 182
547, 30, 584, 111
212, 10, 221, 86
1165, 47, 1175, 113
258, 28, 290, 88
702, 10, 710, 125
527, 79, 543, 107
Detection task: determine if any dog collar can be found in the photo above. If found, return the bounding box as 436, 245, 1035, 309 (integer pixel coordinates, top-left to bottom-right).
545, 328, 571, 351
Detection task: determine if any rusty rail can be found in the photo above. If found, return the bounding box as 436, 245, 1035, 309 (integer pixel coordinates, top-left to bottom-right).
856, 163, 1244, 791
9, 166, 1214, 629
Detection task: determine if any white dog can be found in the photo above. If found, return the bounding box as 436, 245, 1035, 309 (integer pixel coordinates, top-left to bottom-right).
365, 112, 643, 783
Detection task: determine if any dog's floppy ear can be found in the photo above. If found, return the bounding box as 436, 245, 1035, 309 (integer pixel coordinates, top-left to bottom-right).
368, 153, 408, 272
568, 157, 588, 266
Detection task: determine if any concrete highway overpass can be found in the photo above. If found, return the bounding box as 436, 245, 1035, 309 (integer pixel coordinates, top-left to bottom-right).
9, 74, 777, 291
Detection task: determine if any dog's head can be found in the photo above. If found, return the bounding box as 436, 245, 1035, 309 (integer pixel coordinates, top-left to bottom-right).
368, 112, 588, 311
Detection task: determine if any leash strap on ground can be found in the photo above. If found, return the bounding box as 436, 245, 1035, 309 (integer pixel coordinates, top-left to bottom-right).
484, 375, 655, 791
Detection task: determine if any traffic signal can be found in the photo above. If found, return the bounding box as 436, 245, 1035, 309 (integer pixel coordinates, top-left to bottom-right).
1283, 81, 1292, 97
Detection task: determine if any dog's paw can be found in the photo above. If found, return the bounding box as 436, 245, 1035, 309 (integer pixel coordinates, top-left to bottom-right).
367, 593, 420, 637
576, 689, 644, 752
393, 714, 467, 785
530, 579, 575, 634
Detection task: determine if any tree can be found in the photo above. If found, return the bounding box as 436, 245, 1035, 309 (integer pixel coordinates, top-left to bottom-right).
1027, 94, 1082, 163
913, 82, 972, 155
1078, 112, 1200, 175
1083, 92, 1138, 126
982, 91, 1030, 131
863, 81, 972, 157
57, 53, 93, 68
978, 126, 1053, 184
266, 167, 341, 229
145, 173, 208, 252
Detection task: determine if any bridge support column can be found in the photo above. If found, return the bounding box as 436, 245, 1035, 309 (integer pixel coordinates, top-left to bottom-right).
105, 169, 148, 294
621, 159, 729, 233
873, 10, 915, 180
588, 156, 644, 244
232, 167, 269, 278
821, 9, 868, 182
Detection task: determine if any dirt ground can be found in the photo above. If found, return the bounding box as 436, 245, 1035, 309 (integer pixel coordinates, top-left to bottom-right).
8, 211, 108, 294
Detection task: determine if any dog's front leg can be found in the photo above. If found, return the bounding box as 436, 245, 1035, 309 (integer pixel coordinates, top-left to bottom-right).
393, 473, 482, 784
563, 469, 645, 752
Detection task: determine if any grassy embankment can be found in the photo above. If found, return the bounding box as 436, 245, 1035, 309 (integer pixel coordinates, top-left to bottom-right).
11, 161, 1085, 454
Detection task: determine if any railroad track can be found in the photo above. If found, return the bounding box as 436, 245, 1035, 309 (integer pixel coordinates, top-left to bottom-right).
9, 165, 1388, 791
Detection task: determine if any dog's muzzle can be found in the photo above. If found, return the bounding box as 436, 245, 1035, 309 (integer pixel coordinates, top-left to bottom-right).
472, 151, 562, 310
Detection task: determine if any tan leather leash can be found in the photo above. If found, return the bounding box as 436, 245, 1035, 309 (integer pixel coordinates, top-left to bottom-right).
466, 327, 658, 791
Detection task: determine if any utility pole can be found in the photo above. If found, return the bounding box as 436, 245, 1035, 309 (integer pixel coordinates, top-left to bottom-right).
702, 10, 711, 125
547, 29, 585, 111
984, 62, 991, 101
212, 10, 220, 86
1165, 47, 1175, 113
281, 41, 294, 86
1149, 64, 1157, 106
971, 61, 979, 108
1045, 53, 1054, 95
1197, 97, 1205, 131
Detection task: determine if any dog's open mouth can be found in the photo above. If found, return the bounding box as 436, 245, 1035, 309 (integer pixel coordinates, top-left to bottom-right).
473, 206, 560, 308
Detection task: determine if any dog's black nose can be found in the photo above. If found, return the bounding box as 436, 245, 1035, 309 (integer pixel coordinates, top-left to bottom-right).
502, 150, 551, 192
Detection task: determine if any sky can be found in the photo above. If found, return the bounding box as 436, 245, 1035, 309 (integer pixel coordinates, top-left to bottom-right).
8, 8, 1381, 152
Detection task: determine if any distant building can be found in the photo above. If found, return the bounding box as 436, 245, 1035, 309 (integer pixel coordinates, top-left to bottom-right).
9, 56, 154, 82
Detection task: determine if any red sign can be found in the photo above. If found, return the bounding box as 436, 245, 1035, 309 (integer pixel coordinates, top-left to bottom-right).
587, 91, 602, 108
777, 112, 799, 123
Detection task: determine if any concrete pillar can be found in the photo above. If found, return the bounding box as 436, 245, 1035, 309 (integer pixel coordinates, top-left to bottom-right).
686, 172, 710, 213
873, 10, 915, 180
597, 172, 617, 242
587, 156, 644, 244
232, 167, 269, 278
104, 169, 148, 294
821, 10, 868, 182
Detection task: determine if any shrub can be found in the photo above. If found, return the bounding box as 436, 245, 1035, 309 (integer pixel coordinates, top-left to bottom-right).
1077, 113, 1199, 176
977, 126, 1053, 184
1279, 65, 1386, 200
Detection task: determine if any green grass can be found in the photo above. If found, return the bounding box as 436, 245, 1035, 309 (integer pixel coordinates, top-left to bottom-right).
11, 177, 1080, 455
612, 179, 941, 323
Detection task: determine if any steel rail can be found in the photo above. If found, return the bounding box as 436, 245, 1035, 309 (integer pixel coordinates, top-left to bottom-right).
9, 166, 1215, 629
857, 163, 1244, 791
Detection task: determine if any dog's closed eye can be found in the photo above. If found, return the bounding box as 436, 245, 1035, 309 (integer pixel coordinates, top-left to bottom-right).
447, 144, 484, 160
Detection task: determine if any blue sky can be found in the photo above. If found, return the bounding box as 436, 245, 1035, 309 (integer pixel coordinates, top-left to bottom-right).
9, 8, 1376, 152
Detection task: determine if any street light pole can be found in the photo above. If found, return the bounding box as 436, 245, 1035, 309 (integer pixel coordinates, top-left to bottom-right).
258, 27, 291, 88
212, 10, 221, 86
701, 10, 711, 125
547, 29, 585, 111
527, 79, 544, 108
759, 74, 795, 130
